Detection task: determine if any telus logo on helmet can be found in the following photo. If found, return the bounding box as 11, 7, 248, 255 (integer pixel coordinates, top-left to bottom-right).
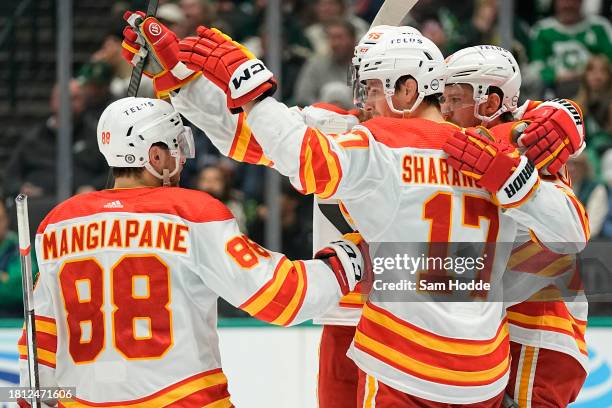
122, 101, 156, 116
477, 45, 508, 53
389, 37, 423, 45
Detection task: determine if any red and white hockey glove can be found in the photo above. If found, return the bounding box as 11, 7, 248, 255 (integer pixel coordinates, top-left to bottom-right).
516, 99, 585, 175
178, 26, 277, 111
444, 128, 540, 207
122, 11, 199, 98
315, 233, 370, 296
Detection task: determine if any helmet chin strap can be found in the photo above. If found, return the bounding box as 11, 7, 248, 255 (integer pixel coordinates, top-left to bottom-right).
385, 92, 425, 116
473, 100, 506, 125
144, 155, 181, 187
472, 93, 513, 125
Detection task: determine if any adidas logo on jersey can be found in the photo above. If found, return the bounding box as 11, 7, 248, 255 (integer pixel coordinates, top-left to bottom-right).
103, 200, 124, 209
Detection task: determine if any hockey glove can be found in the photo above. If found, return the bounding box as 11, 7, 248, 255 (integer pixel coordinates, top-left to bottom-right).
516, 99, 585, 175
444, 128, 540, 208
122, 11, 199, 98
315, 233, 370, 296
178, 26, 277, 111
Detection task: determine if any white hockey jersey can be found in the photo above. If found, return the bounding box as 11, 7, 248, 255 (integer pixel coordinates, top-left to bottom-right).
18, 187, 344, 407
171, 77, 588, 403
503, 199, 589, 372
241, 96, 588, 403
502, 101, 590, 371
171, 77, 368, 326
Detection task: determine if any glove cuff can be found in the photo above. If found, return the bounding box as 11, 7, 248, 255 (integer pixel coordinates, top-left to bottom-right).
170, 61, 196, 80
154, 71, 201, 98
494, 156, 540, 208
229, 59, 274, 99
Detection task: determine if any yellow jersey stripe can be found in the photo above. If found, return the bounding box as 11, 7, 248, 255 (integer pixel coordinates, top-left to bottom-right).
62, 372, 228, 408
241, 260, 292, 316
18, 345, 56, 365
271, 261, 306, 326
507, 243, 542, 270
315, 131, 341, 199
363, 304, 508, 356
355, 330, 510, 384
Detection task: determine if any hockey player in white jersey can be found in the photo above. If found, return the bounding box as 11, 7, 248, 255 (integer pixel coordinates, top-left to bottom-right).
172, 23, 591, 406
16, 97, 370, 407
442, 45, 589, 407
120, 18, 411, 408
119, 15, 588, 405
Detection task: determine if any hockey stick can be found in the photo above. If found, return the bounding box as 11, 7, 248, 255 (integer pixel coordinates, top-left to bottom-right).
503, 393, 520, 408
106, 0, 160, 189
16, 194, 41, 408
371, 0, 419, 27
126, 0, 160, 97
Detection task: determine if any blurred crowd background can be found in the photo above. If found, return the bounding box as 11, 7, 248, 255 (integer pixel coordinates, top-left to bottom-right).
0, 0, 610, 317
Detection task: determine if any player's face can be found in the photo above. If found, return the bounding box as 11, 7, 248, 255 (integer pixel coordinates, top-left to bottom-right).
363, 79, 385, 116
363, 79, 402, 118
441, 84, 481, 127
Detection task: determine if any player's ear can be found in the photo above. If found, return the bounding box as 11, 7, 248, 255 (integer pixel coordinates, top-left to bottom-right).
405, 78, 418, 98
483, 93, 501, 116
401, 78, 418, 105
148, 145, 163, 167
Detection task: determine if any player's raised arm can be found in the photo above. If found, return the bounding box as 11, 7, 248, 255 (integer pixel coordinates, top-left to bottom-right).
121, 12, 271, 166
171, 76, 272, 166
175, 26, 400, 202
189, 206, 368, 326
443, 125, 588, 254
506, 98, 590, 251
487, 99, 589, 253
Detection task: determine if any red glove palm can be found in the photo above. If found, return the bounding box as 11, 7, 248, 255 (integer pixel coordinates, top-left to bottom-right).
122, 11, 198, 97
517, 99, 585, 175
444, 128, 539, 207
178, 26, 276, 110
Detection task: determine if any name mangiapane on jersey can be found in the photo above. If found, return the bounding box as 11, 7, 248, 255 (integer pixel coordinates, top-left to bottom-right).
402, 153, 478, 188
41, 218, 189, 260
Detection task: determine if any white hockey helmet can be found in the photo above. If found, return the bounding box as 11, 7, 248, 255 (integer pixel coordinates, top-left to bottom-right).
444, 45, 521, 123
357, 33, 445, 114
97, 97, 195, 182
351, 25, 422, 108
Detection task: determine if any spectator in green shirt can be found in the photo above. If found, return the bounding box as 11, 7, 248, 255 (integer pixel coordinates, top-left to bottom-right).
0, 200, 38, 317
529, 0, 612, 98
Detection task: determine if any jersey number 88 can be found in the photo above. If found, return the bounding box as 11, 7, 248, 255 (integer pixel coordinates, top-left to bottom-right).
58, 255, 172, 363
